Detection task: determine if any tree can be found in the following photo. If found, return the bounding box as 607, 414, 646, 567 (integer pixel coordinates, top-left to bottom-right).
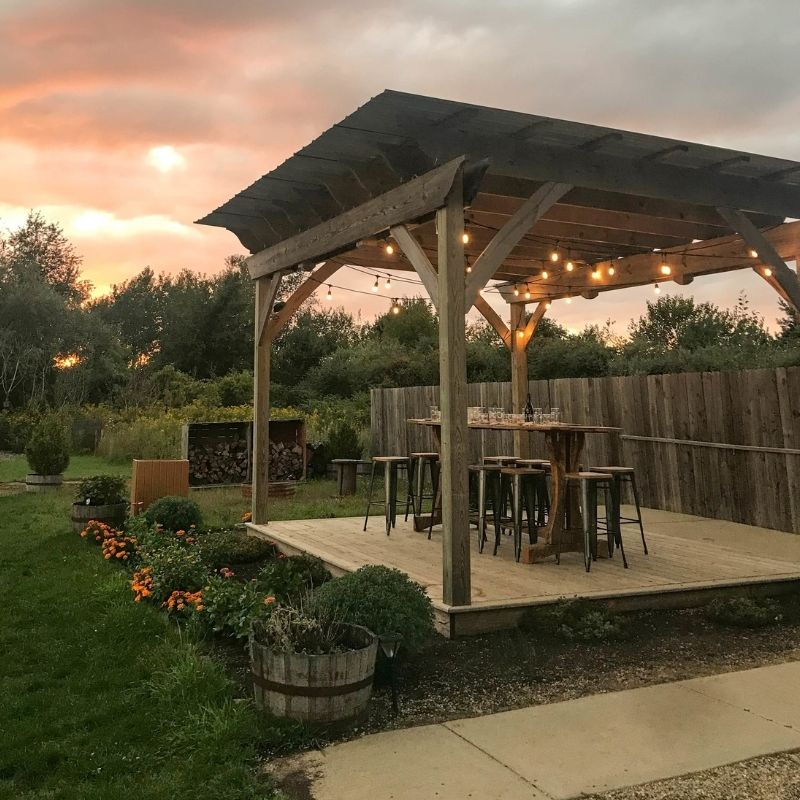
0, 211, 89, 304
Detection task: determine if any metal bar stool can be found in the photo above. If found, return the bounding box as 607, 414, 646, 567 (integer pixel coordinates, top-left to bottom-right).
499, 467, 546, 562
514, 458, 551, 525
405, 452, 440, 522
563, 471, 628, 572
468, 464, 505, 553
363, 456, 409, 535
591, 465, 648, 554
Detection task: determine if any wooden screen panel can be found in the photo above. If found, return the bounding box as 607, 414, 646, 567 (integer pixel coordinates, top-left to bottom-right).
130, 459, 190, 515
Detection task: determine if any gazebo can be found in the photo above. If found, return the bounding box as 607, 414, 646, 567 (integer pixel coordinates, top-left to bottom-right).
198, 90, 800, 613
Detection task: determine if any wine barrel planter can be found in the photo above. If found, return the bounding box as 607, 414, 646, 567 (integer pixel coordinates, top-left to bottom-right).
241, 481, 297, 501
249, 624, 378, 725
25, 474, 63, 493
71, 502, 128, 533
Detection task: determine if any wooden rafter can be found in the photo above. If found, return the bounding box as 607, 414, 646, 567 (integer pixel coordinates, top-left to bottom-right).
389, 224, 439, 308
267, 261, 341, 339
473, 294, 511, 349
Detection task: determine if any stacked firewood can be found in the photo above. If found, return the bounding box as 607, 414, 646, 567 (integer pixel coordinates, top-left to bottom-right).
189, 439, 249, 485
269, 440, 304, 481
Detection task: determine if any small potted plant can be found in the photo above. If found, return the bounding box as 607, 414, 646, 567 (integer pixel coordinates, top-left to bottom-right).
72, 475, 128, 533
249, 605, 377, 726
25, 415, 71, 493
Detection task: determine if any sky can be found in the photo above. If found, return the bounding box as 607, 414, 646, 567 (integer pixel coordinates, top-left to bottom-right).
2, 0, 799, 333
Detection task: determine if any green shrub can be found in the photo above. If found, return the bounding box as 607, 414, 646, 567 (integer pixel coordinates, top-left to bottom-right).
141, 540, 207, 602
530, 600, 627, 642
705, 597, 783, 628
312, 565, 434, 653
25, 414, 71, 475
145, 496, 203, 533
326, 420, 362, 460
256, 554, 330, 603
74, 475, 127, 505
197, 530, 277, 570
201, 575, 268, 639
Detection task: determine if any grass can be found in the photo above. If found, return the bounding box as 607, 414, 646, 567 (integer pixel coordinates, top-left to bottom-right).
0, 486, 285, 799
0, 454, 131, 483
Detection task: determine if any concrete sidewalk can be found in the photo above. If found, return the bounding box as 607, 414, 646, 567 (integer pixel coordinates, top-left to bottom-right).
271, 661, 800, 799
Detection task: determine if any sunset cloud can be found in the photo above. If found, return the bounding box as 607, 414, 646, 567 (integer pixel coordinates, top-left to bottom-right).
1, 0, 798, 327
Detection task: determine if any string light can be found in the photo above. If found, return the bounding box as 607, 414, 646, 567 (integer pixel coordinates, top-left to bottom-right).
462, 231, 470, 244
372, 277, 379, 292
385, 243, 394, 256
391, 298, 401, 315
550, 242, 560, 262
465, 264, 472, 274
608, 266, 615, 276
565, 260, 575, 272
326, 285, 333, 300
591, 268, 601, 280
541, 269, 549, 279
654, 283, 661, 294
516, 330, 525, 339
524, 284, 531, 300
513, 284, 520, 297
660, 255, 671, 275
385, 275, 392, 289
545, 300, 551, 309
763, 267, 773, 277
565, 294, 572, 304
749, 249, 759, 259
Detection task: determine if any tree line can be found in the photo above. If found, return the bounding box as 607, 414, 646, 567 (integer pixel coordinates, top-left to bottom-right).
2, 211, 799, 414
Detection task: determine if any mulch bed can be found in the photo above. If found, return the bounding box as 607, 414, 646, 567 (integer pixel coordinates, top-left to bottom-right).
213, 593, 800, 754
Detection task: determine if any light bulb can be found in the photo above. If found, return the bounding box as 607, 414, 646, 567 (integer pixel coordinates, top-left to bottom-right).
565, 261, 574, 272
326, 285, 332, 300
462, 232, 470, 244
763, 267, 773, 277
385, 243, 394, 255
391, 300, 400, 315
654, 283, 661, 294
545, 300, 551, 309
660, 262, 671, 276
608, 266, 615, 276
749, 249, 759, 258
385, 276, 392, 289
465, 264, 472, 273
513, 285, 520, 297
541, 269, 549, 279
565, 295, 572, 304
517, 330, 524, 339
372, 277, 379, 292
524, 285, 531, 300
550, 248, 560, 262
591, 269, 601, 280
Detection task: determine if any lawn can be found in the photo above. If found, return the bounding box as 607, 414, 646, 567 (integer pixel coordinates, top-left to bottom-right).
0, 486, 286, 800
0, 453, 131, 483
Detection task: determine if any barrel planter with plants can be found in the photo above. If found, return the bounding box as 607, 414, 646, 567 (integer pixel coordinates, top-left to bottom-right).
249, 607, 378, 725
72, 475, 128, 533
25, 415, 71, 493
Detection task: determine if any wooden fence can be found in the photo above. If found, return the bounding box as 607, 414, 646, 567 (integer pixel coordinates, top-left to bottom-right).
370, 367, 800, 534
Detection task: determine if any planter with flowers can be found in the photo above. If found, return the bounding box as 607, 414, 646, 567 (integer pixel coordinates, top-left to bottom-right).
72, 475, 128, 533
25, 415, 70, 493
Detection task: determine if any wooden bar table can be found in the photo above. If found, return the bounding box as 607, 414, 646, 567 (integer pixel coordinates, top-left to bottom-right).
408, 419, 621, 563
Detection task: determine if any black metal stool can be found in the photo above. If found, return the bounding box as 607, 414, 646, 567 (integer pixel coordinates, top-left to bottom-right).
363, 456, 409, 535
405, 452, 440, 523
499, 466, 546, 562
514, 458, 551, 525
591, 465, 648, 555
564, 471, 627, 572
468, 464, 505, 553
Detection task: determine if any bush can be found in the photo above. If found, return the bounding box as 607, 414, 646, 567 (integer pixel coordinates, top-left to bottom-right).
75, 475, 127, 505
145, 496, 203, 533
25, 414, 71, 475
141, 540, 207, 602
256, 554, 331, 603
705, 597, 783, 628
528, 600, 627, 642
201, 575, 269, 639
196, 530, 277, 570
97, 416, 182, 462
326, 420, 362, 460
312, 565, 434, 653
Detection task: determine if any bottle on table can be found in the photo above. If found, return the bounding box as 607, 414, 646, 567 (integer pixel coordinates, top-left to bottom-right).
524, 393, 534, 423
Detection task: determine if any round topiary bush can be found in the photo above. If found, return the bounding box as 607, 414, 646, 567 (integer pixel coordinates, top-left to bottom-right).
144, 495, 203, 533
25, 415, 71, 476
312, 565, 434, 653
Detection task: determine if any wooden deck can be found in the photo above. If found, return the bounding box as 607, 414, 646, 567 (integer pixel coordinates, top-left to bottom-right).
248, 507, 800, 636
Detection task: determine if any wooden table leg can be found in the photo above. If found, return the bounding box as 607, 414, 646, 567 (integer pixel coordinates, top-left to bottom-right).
521, 431, 585, 563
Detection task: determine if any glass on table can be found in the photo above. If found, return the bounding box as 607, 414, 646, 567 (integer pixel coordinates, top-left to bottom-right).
551, 407, 562, 423
430, 405, 440, 422
533, 407, 542, 424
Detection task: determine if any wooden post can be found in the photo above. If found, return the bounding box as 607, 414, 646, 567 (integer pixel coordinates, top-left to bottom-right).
437, 165, 471, 607
252, 273, 282, 524
510, 303, 529, 458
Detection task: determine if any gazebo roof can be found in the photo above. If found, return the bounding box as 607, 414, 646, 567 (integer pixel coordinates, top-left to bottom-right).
197, 90, 800, 290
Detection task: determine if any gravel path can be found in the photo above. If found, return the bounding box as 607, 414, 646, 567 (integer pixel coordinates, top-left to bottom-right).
584, 750, 800, 800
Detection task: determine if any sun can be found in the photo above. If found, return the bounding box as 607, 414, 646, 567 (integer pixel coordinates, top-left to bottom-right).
146, 145, 186, 173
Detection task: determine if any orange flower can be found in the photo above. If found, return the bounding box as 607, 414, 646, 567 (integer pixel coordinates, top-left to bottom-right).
241, 511, 252, 523
264, 595, 276, 606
